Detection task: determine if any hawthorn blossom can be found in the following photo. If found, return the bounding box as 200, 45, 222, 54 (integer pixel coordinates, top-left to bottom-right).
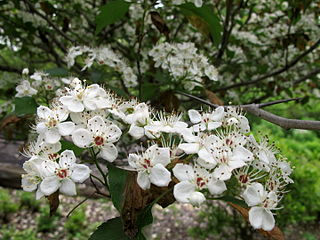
173, 164, 227, 206
15, 80, 38, 97
128, 145, 171, 190
60, 79, 112, 112
40, 150, 91, 196
242, 183, 278, 231
72, 116, 122, 162
188, 106, 225, 132
36, 105, 75, 144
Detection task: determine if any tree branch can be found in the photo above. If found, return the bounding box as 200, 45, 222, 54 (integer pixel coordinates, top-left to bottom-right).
0, 65, 22, 74
176, 91, 320, 131
215, 38, 320, 92
293, 68, 320, 85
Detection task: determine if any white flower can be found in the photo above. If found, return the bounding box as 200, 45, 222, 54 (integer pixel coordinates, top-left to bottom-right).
40, 150, 91, 196
36, 105, 75, 144
15, 80, 38, 97
224, 107, 250, 133
72, 116, 122, 162
22, 68, 29, 75
30, 71, 48, 81
24, 139, 61, 161
188, 107, 224, 132
173, 164, 227, 206
128, 145, 171, 190
22, 157, 44, 193
60, 79, 112, 112
242, 183, 278, 231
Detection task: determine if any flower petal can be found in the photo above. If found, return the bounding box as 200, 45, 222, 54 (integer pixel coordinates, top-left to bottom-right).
99, 143, 118, 162
72, 128, 92, 148
87, 116, 106, 133
151, 147, 170, 166
105, 124, 122, 142
178, 143, 200, 154
188, 109, 202, 124
213, 165, 232, 181
57, 122, 75, 136
60, 96, 84, 112
59, 150, 76, 168
173, 181, 195, 203
70, 164, 91, 183
242, 183, 265, 206
249, 207, 275, 231
37, 106, 52, 119
137, 171, 151, 190
150, 164, 171, 187
128, 124, 144, 139
189, 191, 206, 206
44, 128, 61, 144
173, 163, 194, 182
207, 178, 227, 195
40, 176, 60, 196
60, 178, 76, 196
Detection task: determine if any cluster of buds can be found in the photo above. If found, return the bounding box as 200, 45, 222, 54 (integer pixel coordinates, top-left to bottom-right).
21, 78, 292, 231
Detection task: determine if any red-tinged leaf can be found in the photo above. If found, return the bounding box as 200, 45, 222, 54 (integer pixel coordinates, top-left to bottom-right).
46, 191, 60, 216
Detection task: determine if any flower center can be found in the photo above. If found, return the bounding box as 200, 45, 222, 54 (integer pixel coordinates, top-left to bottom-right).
239, 174, 249, 183
94, 136, 104, 146
196, 177, 207, 188
48, 153, 59, 161
47, 119, 58, 127
56, 169, 68, 179
142, 159, 151, 169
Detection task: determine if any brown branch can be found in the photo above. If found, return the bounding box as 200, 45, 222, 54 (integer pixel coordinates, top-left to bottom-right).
215, 38, 320, 92
176, 91, 320, 131
0, 65, 22, 74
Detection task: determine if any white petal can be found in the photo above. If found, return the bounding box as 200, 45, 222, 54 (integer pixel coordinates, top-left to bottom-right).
87, 116, 106, 133
151, 147, 170, 166
83, 98, 97, 110
188, 109, 202, 124
207, 121, 222, 130
70, 164, 91, 183
137, 171, 151, 190
198, 147, 217, 165
71, 128, 92, 148
99, 143, 118, 162
242, 183, 265, 206
173, 181, 195, 203
238, 116, 250, 133
105, 124, 122, 142
178, 143, 200, 154
128, 153, 139, 168
60, 96, 84, 112
55, 106, 69, 122
59, 150, 76, 168
207, 178, 227, 195
21, 176, 38, 192
211, 106, 225, 121
44, 128, 61, 144
194, 0, 203, 7
196, 157, 216, 170
57, 122, 75, 136
36, 188, 45, 200
60, 178, 76, 196
172, 163, 194, 182
37, 106, 52, 119
213, 165, 232, 181
40, 176, 60, 196
231, 146, 253, 162
149, 164, 171, 187
128, 124, 144, 139
36, 122, 47, 134
189, 191, 206, 206
249, 207, 275, 231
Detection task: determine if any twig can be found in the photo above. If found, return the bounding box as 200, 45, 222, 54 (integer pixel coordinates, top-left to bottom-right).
66, 191, 96, 218
176, 91, 320, 130
293, 68, 320, 85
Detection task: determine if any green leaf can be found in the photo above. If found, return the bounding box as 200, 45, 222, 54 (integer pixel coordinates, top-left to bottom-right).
89, 217, 129, 240
95, 0, 130, 35
141, 82, 158, 101
106, 163, 128, 212
14, 97, 38, 116
45, 67, 68, 77
179, 3, 222, 46
60, 140, 84, 157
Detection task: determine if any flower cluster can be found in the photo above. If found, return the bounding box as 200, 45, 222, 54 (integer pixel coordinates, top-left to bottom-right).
15, 68, 70, 98
21, 78, 292, 231
149, 42, 218, 90
66, 46, 138, 88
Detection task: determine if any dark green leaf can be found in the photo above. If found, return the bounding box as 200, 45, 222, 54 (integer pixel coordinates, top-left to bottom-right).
141, 82, 158, 101
45, 67, 68, 77
179, 3, 222, 46
14, 97, 38, 116
106, 163, 128, 212
89, 217, 129, 240
60, 140, 84, 157
95, 0, 130, 35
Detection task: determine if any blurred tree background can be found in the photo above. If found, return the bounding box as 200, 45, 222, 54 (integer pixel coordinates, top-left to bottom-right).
0, 0, 319, 239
